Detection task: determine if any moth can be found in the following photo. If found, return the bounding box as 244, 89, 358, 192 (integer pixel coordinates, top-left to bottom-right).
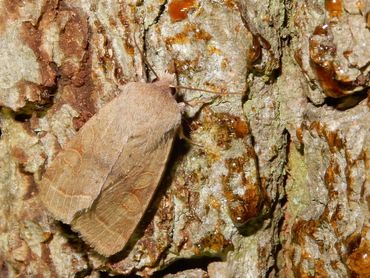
39, 73, 182, 256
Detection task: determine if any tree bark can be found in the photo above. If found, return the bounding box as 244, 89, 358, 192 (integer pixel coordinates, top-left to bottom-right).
0, 0, 369, 277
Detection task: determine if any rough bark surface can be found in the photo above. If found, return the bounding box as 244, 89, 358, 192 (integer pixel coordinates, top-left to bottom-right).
0, 0, 369, 277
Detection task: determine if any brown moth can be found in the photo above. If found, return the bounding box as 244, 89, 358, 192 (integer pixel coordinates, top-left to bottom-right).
39, 74, 182, 256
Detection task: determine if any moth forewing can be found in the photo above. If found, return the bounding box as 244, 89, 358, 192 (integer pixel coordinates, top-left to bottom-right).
40, 76, 182, 256
39, 91, 135, 224
71, 130, 177, 256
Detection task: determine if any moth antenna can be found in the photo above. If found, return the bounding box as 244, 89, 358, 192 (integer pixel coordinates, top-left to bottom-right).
170, 85, 243, 95
182, 97, 218, 108
133, 35, 159, 80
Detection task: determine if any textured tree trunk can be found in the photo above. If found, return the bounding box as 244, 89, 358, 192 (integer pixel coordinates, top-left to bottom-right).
0, 0, 369, 277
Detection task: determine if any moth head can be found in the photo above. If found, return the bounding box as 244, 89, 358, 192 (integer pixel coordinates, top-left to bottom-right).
153, 73, 176, 96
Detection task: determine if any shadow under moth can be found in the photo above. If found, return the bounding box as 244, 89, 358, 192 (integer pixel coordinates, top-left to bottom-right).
39, 74, 182, 256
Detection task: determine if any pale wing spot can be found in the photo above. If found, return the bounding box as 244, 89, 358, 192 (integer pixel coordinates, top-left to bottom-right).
120, 192, 142, 217
95, 200, 120, 224
42, 168, 57, 184
132, 172, 155, 190
59, 148, 82, 173
92, 191, 142, 221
